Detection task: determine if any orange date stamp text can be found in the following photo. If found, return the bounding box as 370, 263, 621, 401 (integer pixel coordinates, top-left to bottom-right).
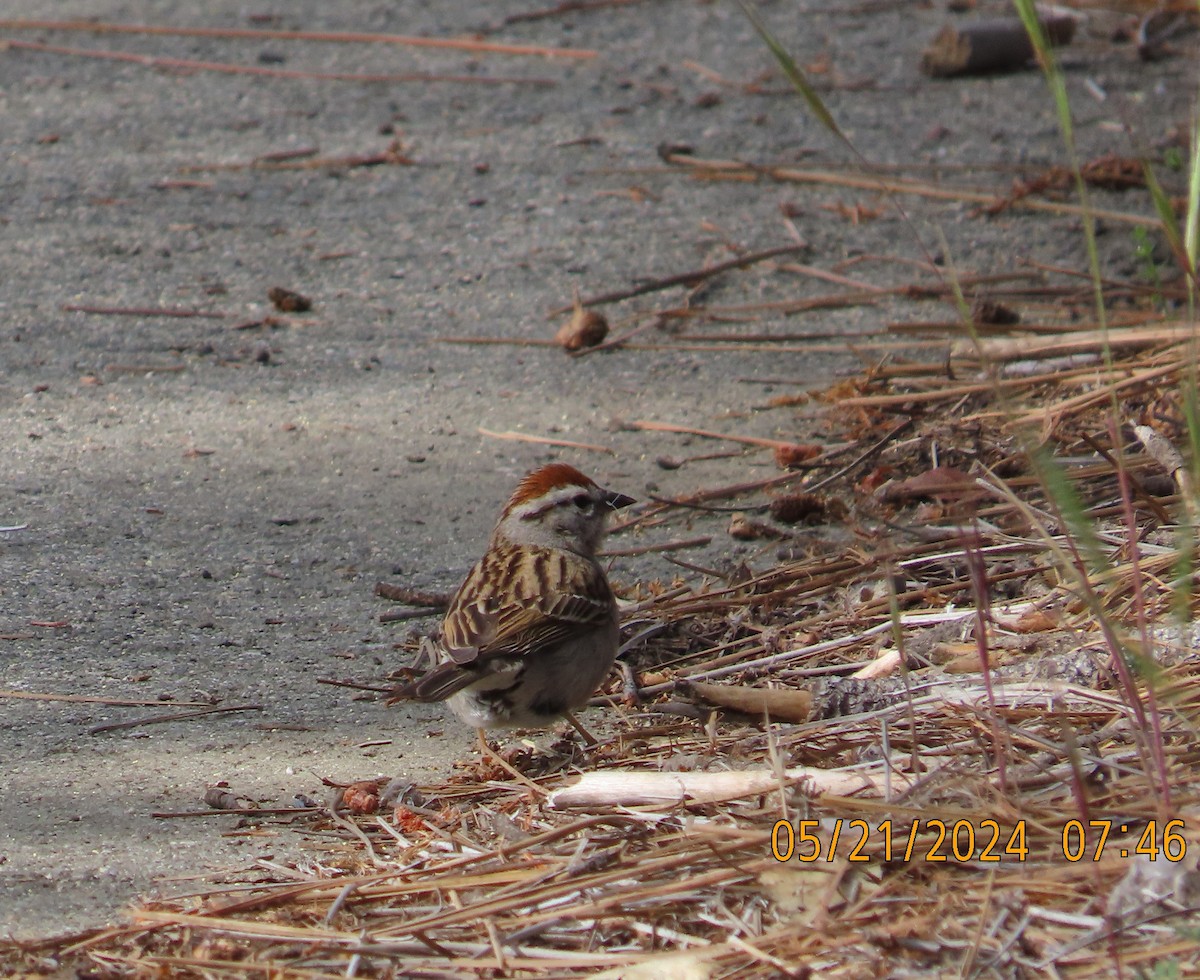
770, 818, 1187, 864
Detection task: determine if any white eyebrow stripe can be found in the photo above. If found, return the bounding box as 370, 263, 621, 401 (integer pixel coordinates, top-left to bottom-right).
511, 485, 591, 520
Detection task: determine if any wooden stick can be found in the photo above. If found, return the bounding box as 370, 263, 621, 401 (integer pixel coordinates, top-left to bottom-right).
955, 323, 1200, 362
626, 420, 805, 451
0, 19, 597, 59
476, 729, 549, 796
318, 678, 393, 694
63, 304, 226, 318
601, 536, 712, 557
547, 763, 931, 808
502, 0, 644, 27
152, 807, 320, 819
647, 495, 768, 513
1010, 361, 1182, 427
921, 14, 1076, 78
374, 583, 450, 607
610, 471, 818, 534
103, 363, 187, 375
549, 244, 809, 315
633, 623, 896, 697
477, 427, 616, 454
806, 419, 913, 493
563, 710, 598, 746
1017, 259, 1188, 301
776, 261, 885, 292
446, 337, 949, 356
7, 40, 556, 85
836, 362, 1114, 408
0, 689, 212, 707
180, 145, 414, 174
660, 152, 1163, 229
442, 336, 560, 347
89, 703, 262, 735
379, 608, 443, 624
671, 272, 1043, 314
681, 680, 812, 722
670, 330, 873, 343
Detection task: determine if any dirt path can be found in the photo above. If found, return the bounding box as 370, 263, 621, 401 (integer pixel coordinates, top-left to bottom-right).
1, 0, 1191, 940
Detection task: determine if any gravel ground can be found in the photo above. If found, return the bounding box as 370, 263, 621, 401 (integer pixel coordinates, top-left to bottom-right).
1, 0, 1194, 941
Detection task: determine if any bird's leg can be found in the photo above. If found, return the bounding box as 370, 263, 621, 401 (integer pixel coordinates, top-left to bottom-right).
564, 710, 598, 747
475, 728, 547, 796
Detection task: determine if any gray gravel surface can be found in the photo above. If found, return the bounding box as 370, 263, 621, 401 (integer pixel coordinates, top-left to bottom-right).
1, 0, 1193, 941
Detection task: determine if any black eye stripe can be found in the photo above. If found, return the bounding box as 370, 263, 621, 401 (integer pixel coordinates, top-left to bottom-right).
546, 491, 595, 511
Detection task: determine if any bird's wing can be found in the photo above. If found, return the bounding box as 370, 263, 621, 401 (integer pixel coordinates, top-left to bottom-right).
390, 546, 615, 705
442, 545, 613, 664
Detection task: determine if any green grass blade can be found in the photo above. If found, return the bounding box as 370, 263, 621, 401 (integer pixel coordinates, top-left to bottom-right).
1030, 443, 1106, 573
738, 1, 846, 145
1011, 0, 1107, 331
1186, 108, 1200, 314
1142, 160, 1191, 284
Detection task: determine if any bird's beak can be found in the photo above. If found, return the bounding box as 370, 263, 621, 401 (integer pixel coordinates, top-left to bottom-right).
603, 489, 636, 510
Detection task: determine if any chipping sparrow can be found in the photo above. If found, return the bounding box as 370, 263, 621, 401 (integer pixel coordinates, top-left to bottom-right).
391, 463, 634, 738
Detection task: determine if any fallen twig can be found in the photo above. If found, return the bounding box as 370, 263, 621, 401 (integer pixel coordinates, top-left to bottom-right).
953, 322, 1200, 363
151, 807, 320, 819
0, 690, 212, 707
374, 583, 450, 607
7, 40, 557, 86
611, 469, 821, 533
89, 703, 263, 735
317, 678, 392, 694
921, 13, 1076, 78
648, 495, 768, 513
62, 304, 226, 318
183, 142, 415, 173
477, 427, 616, 454
632, 623, 896, 697
602, 536, 713, 557
625, 420, 813, 453
806, 419, 914, 492
501, 0, 645, 27
660, 152, 1163, 228
442, 336, 560, 347
680, 679, 812, 722
103, 363, 186, 374
380, 608, 443, 624
0, 19, 596, 59
547, 762, 927, 808
549, 244, 809, 315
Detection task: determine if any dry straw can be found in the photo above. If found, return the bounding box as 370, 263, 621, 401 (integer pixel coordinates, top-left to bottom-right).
10, 303, 1200, 978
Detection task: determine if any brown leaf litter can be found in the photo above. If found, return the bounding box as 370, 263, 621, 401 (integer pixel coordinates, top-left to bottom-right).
11, 305, 1200, 978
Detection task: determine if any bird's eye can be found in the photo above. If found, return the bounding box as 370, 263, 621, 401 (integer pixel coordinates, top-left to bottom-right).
572, 493, 593, 511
